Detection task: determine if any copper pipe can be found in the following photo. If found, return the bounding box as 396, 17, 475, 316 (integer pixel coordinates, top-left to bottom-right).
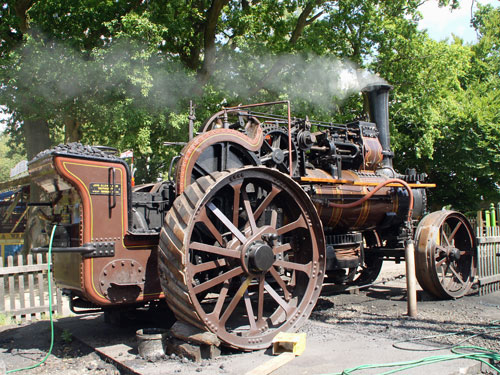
328, 178, 414, 223
223, 100, 291, 110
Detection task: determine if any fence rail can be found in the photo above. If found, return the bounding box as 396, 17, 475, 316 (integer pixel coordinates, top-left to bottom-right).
476, 226, 500, 295
0, 253, 63, 321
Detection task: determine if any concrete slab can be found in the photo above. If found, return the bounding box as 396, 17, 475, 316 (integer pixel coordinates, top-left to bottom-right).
55, 314, 487, 375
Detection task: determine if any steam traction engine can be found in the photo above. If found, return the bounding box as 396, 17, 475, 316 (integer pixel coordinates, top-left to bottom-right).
28, 84, 477, 351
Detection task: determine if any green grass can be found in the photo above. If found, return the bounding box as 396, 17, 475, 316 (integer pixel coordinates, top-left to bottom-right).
0, 313, 16, 326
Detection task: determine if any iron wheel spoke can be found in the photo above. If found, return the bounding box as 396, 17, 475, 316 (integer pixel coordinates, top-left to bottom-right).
196, 207, 224, 246
261, 140, 273, 152
193, 266, 243, 295
435, 257, 447, 268
273, 243, 291, 255
192, 163, 211, 178
270, 210, 278, 229
211, 280, 230, 319
448, 221, 463, 242
253, 186, 281, 222
242, 190, 257, 234
269, 267, 291, 301
220, 276, 253, 325
277, 215, 307, 236
243, 290, 258, 332
272, 134, 281, 148
190, 242, 240, 259
207, 201, 247, 243
189, 258, 228, 275
264, 281, 294, 317
257, 275, 265, 321
448, 264, 465, 285
231, 183, 242, 227
441, 227, 451, 247
274, 259, 312, 275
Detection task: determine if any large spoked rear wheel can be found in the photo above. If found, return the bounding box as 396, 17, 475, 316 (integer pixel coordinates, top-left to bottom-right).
158, 167, 326, 350
415, 210, 477, 299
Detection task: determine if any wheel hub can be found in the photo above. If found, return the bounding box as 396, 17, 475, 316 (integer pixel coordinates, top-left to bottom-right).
271, 149, 285, 164
449, 247, 461, 261
246, 241, 275, 273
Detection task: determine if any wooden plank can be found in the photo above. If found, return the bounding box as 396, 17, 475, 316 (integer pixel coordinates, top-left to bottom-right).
477, 211, 483, 231
7, 256, 15, 312
0, 252, 65, 320
27, 254, 35, 321
245, 352, 296, 375
1, 192, 22, 223
479, 274, 500, 285
6, 305, 59, 316
0, 175, 31, 193
17, 255, 25, 318
476, 236, 500, 244
0, 257, 4, 311
0, 263, 49, 276
56, 286, 63, 315
37, 254, 45, 319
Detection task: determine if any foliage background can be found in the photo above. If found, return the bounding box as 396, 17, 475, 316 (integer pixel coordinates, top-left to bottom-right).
0, 0, 499, 211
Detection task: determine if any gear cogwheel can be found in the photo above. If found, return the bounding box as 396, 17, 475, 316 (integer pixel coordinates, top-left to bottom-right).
257, 123, 300, 176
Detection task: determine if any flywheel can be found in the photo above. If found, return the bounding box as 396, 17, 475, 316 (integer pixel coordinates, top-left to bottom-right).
158, 167, 326, 350
415, 210, 477, 299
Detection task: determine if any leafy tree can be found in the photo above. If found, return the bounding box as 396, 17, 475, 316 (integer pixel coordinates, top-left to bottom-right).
0, 132, 26, 181
373, 3, 500, 210
1, 0, 497, 211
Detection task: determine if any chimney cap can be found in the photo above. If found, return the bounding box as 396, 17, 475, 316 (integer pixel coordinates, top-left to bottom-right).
361, 83, 393, 93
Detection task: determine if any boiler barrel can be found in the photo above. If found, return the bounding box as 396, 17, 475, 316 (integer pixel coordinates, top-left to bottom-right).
306, 168, 414, 231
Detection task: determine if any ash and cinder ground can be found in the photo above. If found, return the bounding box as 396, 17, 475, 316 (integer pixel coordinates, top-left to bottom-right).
0, 263, 498, 375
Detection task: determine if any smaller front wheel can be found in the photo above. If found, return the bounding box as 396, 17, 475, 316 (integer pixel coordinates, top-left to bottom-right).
415, 210, 477, 299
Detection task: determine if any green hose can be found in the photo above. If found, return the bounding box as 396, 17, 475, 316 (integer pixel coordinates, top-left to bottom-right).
6, 225, 57, 374
319, 324, 500, 375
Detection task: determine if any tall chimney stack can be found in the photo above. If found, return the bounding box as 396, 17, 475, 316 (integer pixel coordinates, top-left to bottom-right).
362, 84, 393, 169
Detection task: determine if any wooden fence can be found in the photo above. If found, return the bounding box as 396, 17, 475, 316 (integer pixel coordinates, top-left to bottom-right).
476, 226, 500, 295
0, 253, 63, 321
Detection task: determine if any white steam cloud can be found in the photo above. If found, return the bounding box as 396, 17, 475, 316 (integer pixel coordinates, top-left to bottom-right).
212, 53, 386, 108
13, 38, 386, 115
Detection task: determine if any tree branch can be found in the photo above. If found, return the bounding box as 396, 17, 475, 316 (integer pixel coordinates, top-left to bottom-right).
248, 1, 327, 96
197, 0, 230, 85
289, 0, 325, 44
13, 0, 36, 33
306, 11, 324, 26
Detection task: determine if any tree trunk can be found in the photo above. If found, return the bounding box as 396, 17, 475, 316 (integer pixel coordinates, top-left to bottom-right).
24, 118, 51, 160
23, 118, 52, 254
65, 117, 81, 143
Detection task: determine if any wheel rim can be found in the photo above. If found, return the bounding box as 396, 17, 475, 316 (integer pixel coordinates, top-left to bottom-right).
415, 210, 477, 299
188, 142, 258, 183
159, 167, 325, 350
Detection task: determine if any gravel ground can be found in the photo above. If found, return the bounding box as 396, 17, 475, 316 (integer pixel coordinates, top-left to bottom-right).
0, 321, 118, 375
1, 263, 499, 374
311, 264, 500, 353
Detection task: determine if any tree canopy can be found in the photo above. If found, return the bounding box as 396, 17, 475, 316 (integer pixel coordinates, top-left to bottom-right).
0, 0, 499, 211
